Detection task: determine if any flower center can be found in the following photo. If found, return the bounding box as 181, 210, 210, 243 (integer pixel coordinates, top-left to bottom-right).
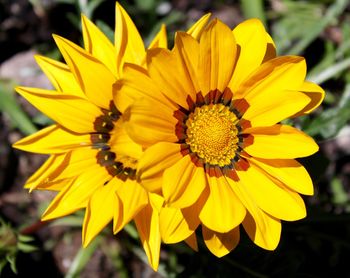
91, 102, 140, 181
186, 104, 239, 167
174, 89, 253, 179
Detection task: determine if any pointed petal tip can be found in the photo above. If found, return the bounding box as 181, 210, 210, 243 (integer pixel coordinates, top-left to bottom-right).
203, 12, 212, 18
150, 265, 159, 272
115, 1, 124, 12
33, 54, 44, 62
81, 13, 88, 21
82, 231, 93, 248
82, 239, 89, 249
23, 183, 35, 193
14, 86, 39, 98
14, 85, 24, 94
52, 33, 60, 41
52, 34, 66, 49
41, 212, 54, 222
193, 12, 211, 24
52, 34, 70, 48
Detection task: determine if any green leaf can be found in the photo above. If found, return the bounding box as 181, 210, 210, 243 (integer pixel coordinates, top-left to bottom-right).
272, 1, 323, 55
17, 242, 37, 253
123, 223, 139, 240
50, 214, 84, 228
135, 0, 156, 11
32, 113, 53, 126
18, 234, 34, 243
65, 236, 101, 278
240, 0, 266, 26
304, 102, 350, 138
304, 82, 350, 138
5, 254, 17, 274
331, 178, 348, 205
0, 260, 7, 275
287, 0, 348, 55
308, 57, 350, 84
0, 79, 37, 135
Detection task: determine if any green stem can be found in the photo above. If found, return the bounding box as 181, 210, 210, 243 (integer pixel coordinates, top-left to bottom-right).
287, 0, 348, 55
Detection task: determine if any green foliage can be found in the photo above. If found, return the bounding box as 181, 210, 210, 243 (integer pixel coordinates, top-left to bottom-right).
0, 80, 37, 135
240, 0, 266, 26
272, 0, 348, 55
0, 218, 37, 275
65, 236, 101, 278
304, 84, 350, 138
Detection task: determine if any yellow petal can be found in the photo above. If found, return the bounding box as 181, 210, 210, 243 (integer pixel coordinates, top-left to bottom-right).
109, 119, 143, 160
24, 154, 66, 191
82, 180, 118, 247
148, 24, 167, 49
149, 192, 165, 212
202, 225, 240, 257
199, 174, 246, 233
114, 63, 175, 113
243, 211, 281, 250
81, 14, 117, 75
34, 55, 85, 97
13, 124, 91, 154
159, 206, 199, 244
146, 46, 197, 108
244, 125, 319, 159
163, 155, 206, 208
229, 19, 267, 92
15, 87, 102, 133
186, 13, 211, 40
115, 2, 145, 71
198, 19, 237, 93
235, 56, 306, 100
293, 81, 325, 116
134, 203, 161, 271
250, 157, 314, 195
184, 233, 198, 251
227, 177, 282, 250
262, 32, 276, 63
113, 180, 148, 234
137, 142, 183, 192
26, 149, 98, 191
123, 97, 178, 148
163, 186, 209, 247
42, 165, 109, 221
49, 148, 100, 182
53, 34, 116, 109
236, 162, 306, 221
242, 89, 311, 127
174, 32, 201, 97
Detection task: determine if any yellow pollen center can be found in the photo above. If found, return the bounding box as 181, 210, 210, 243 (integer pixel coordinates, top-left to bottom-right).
185, 104, 239, 167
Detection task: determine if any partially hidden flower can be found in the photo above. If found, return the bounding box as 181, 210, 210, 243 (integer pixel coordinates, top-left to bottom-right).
12, 3, 210, 270
114, 18, 325, 257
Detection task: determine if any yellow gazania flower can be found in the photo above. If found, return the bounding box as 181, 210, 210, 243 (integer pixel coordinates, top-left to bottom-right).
12, 3, 210, 270
115, 18, 325, 257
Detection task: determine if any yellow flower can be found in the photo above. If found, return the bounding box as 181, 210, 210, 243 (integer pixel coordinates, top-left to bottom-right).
12, 3, 211, 270
115, 18, 325, 257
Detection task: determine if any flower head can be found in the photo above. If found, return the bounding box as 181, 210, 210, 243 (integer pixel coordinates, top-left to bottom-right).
12, 3, 211, 270
115, 18, 324, 256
